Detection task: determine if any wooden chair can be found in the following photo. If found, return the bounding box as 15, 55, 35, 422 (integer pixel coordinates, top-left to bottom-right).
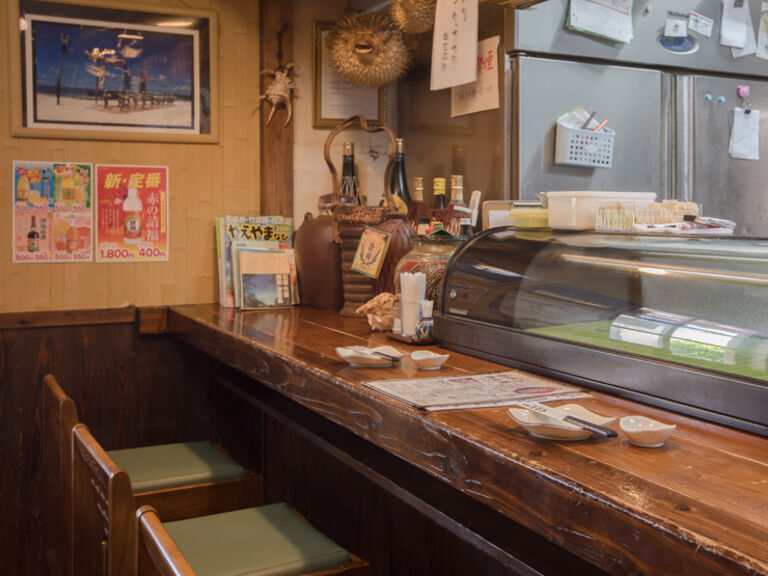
43, 374, 262, 575
72, 423, 368, 576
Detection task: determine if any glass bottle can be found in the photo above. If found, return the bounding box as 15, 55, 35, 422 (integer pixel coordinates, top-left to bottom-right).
341, 142, 362, 205
445, 174, 467, 234
27, 216, 40, 252
458, 217, 473, 241
389, 138, 411, 214
17, 168, 30, 202
432, 177, 447, 211
449, 174, 466, 208
123, 187, 143, 244
409, 176, 429, 231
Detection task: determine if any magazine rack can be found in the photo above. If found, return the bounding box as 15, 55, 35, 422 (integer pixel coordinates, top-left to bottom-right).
324, 115, 400, 316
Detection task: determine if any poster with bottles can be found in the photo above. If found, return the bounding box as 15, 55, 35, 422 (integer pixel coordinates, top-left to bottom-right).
12, 161, 93, 263
95, 165, 169, 262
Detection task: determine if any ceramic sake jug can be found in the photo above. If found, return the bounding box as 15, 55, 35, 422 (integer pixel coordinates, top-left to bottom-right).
294, 212, 343, 310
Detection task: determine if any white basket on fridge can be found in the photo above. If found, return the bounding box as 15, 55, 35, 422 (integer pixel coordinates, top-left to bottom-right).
555, 122, 615, 168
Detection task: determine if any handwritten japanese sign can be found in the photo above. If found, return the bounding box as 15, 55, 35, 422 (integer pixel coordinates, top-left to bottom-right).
95, 165, 169, 262
430, 0, 479, 91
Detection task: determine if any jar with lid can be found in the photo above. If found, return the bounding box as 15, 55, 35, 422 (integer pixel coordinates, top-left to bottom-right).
393, 234, 461, 311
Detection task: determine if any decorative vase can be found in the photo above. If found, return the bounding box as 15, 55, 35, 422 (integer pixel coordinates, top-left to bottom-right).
294, 212, 342, 310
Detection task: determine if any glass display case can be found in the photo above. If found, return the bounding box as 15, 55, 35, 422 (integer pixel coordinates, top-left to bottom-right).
435, 228, 768, 436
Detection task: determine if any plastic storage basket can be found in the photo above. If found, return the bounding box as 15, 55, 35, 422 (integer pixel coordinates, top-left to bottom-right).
555, 123, 615, 168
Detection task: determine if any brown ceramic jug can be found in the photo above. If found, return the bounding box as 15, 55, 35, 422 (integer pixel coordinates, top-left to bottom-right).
294, 212, 343, 310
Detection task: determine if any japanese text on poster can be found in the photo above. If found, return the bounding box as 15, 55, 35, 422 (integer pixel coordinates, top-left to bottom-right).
95, 165, 169, 262
13, 161, 93, 263
451, 35, 500, 117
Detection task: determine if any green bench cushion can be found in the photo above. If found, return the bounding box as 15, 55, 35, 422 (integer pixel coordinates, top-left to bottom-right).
164, 503, 351, 576
108, 441, 247, 493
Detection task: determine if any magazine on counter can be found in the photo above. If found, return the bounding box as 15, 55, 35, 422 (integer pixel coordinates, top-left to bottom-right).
216, 215, 292, 307
361, 371, 588, 411
238, 249, 294, 309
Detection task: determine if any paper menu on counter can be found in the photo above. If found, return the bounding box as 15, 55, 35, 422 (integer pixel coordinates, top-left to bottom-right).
361, 371, 588, 411
567, 0, 634, 44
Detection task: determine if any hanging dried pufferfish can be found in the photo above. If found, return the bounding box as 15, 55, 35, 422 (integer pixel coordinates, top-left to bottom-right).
327, 11, 410, 87
390, 0, 436, 35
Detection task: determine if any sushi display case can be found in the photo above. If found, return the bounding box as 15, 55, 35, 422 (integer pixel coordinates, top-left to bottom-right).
435, 228, 768, 437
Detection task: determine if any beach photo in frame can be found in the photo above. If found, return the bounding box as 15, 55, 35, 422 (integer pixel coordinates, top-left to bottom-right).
312, 20, 386, 129
9, 0, 218, 143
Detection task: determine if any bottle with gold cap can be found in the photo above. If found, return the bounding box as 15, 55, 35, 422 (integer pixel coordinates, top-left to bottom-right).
432, 177, 446, 211
409, 176, 429, 231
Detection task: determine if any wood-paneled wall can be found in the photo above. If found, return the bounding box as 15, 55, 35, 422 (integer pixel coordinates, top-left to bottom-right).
0, 309, 217, 575
0, 0, 260, 313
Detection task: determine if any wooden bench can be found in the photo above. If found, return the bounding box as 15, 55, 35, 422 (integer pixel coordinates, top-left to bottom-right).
72, 423, 368, 575
42, 374, 262, 575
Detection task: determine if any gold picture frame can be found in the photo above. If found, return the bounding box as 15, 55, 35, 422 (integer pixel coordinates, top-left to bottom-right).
312, 20, 386, 129
8, 0, 219, 143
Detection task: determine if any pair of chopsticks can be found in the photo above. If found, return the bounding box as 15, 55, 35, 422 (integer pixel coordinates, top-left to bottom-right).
348, 346, 400, 365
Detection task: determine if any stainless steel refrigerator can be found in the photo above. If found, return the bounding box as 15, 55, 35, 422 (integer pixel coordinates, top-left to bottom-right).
397, 0, 768, 234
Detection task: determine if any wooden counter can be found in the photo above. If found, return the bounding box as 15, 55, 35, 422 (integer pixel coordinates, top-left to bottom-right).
167, 304, 768, 576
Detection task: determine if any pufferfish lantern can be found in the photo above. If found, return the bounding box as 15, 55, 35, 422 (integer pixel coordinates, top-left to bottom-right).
390, 0, 436, 35
327, 11, 411, 88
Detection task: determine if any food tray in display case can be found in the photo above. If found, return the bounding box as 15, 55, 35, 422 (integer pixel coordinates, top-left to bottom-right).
435, 228, 768, 437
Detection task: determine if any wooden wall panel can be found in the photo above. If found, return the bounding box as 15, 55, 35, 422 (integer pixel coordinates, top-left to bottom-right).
0, 318, 216, 575
0, 0, 261, 313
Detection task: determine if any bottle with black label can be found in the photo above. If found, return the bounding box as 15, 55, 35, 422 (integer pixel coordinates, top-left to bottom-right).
341, 142, 362, 205
388, 138, 411, 214
27, 216, 40, 252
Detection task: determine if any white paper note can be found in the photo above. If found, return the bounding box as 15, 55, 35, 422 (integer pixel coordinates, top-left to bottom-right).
430, 0, 479, 91
756, 2, 768, 59
729, 107, 760, 160
732, 0, 757, 57
568, 0, 634, 44
450, 35, 500, 117
721, 0, 748, 47
689, 11, 714, 37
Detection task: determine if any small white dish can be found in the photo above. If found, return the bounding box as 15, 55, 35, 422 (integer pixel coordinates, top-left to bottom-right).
508, 404, 617, 441
335, 346, 407, 368
620, 416, 676, 448
411, 350, 450, 370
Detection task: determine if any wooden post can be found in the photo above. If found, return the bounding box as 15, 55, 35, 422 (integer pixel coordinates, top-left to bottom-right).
259, 0, 294, 218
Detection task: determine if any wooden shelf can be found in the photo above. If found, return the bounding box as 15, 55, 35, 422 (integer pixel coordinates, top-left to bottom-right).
479, 0, 547, 8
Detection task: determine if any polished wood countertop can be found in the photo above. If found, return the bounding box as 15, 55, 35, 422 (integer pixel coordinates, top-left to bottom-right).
167, 304, 768, 576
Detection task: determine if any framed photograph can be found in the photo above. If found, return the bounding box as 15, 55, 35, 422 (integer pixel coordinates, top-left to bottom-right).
312, 20, 386, 129
8, 0, 218, 143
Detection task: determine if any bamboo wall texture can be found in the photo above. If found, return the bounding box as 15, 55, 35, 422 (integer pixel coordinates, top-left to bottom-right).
0, 0, 261, 313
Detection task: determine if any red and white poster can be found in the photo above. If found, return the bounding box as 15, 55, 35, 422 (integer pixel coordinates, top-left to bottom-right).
95, 165, 169, 262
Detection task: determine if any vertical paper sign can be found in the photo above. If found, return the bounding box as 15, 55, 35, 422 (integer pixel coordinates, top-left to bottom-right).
430, 0, 479, 91
95, 165, 169, 262
13, 161, 93, 263
451, 36, 500, 117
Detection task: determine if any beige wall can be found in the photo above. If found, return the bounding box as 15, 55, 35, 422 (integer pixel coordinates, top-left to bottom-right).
292, 0, 397, 226
0, 0, 260, 312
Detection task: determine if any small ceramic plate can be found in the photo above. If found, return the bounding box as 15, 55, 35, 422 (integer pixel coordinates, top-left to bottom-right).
335, 346, 407, 368
508, 404, 617, 441
411, 350, 450, 370
620, 415, 676, 448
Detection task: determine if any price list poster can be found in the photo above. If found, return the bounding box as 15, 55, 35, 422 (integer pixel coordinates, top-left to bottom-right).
12, 161, 93, 263
95, 165, 169, 262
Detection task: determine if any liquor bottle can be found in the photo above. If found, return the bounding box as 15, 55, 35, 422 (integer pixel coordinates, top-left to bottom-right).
66, 225, 78, 252
445, 174, 468, 234
432, 177, 446, 211
27, 216, 40, 252
123, 187, 143, 244
449, 174, 466, 208
410, 176, 430, 234
340, 142, 362, 205
388, 138, 411, 214
458, 217, 473, 240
